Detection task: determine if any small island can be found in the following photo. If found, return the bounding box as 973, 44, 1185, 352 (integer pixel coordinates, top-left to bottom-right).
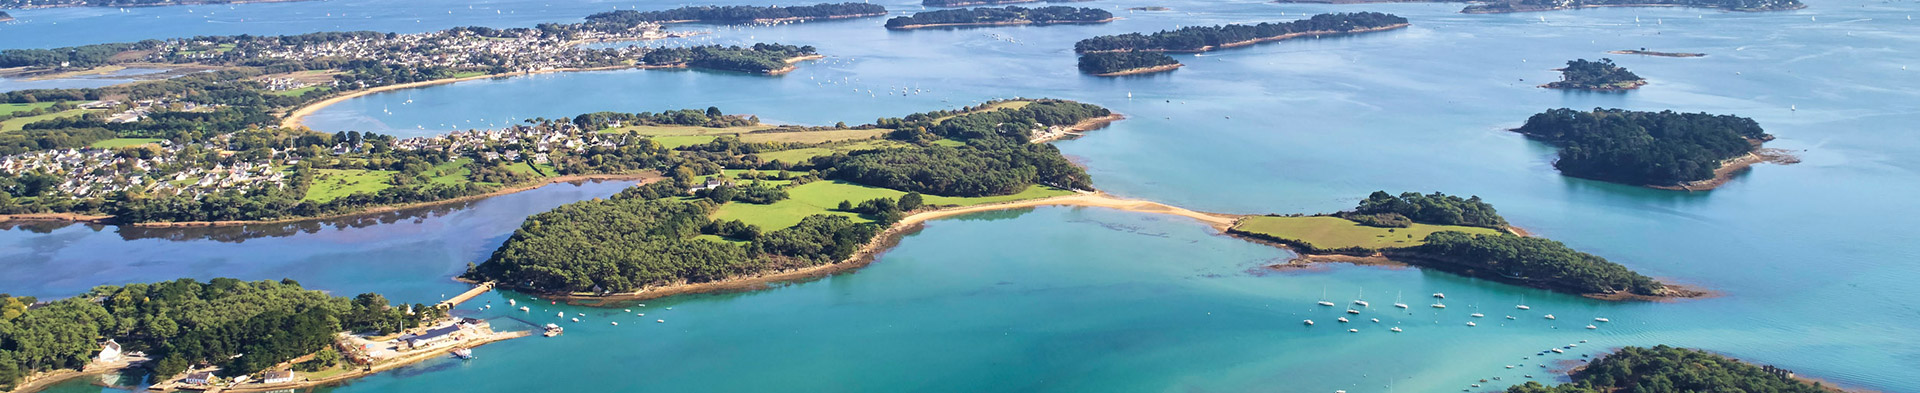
1506, 345, 1836, 393
922, 0, 1047, 7
0, 279, 516, 393
0, 0, 309, 9
641, 44, 822, 75
1609, 48, 1707, 58
1077, 51, 1182, 76
1074, 12, 1408, 54
1542, 58, 1647, 90
884, 6, 1113, 30
1514, 108, 1796, 190
1127, 6, 1171, 11
1463, 0, 1807, 14
1228, 191, 1683, 299
582, 2, 888, 25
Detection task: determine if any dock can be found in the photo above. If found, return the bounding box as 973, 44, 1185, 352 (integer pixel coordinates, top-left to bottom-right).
437, 281, 496, 309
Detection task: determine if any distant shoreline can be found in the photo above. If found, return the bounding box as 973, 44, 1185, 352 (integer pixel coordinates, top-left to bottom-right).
278, 64, 647, 130
1541, 78, 1648, 91
650, 12, 889, 25
1608, 49, 1707, 58
1092, 63, 1183, 77
885, 17, 1116, 30
4, 0, 312, 10
1079, 23, 1411, 54
1462, 2, 1807, 13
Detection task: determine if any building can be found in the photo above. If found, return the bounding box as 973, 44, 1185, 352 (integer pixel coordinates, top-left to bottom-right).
184, 371, 214, 385
95, 339, 123, 363
263, 370, 296, 384
405, 325, 462, 348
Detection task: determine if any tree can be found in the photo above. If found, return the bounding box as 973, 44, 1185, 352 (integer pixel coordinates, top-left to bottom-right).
898, 192, 924, 211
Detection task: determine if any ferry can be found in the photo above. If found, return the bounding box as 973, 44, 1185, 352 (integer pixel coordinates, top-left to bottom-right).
452, 347, 473, 359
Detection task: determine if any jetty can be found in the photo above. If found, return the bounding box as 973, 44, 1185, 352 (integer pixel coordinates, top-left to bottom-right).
438, 281, 496, 309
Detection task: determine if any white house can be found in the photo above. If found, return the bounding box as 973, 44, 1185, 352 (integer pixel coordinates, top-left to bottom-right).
263, 370, 296, 384
95, 339, 122, 363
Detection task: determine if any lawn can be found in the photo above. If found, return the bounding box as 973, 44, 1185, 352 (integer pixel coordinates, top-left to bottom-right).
598, 124, 774, 136
426, 158, 474, 186
1231, 216, 1504, 250
1, 108, 93, 132
451, 71, 489, 78
650, 135, 718, 148
600, 124, 889, 146
90, 138, 163, 148
0, 102, 58, 116
711, 180, 1071, 230
269, 86, 327, 97
304, 169, 397, 203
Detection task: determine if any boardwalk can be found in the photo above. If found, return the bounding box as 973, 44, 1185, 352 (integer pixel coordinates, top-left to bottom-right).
438, 281, 496, 309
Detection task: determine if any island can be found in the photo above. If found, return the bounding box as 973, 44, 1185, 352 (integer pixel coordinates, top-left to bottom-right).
1506, 346, 1836, 393
1609, 48, 1707, 58
641, 44, 821, 75
1128, 6, 1171, 11
1462, 0, 1806, 14
1074, 12, 1409, 54
463, 99, 1120, 298
0, 11, 12, 22
922, 0, 1050, 7
884, 6, 1113, 30
1513, 108, 1797, 190
1077, 51, 1183, 76
1542, 58, 1646, 90
0, 0, 309, 9
0, 278, 517, 393
1228, 191, 1682, 299
581, 2, 888, 25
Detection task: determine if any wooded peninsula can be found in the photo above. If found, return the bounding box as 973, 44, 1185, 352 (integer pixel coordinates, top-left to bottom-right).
1506, 346, 1834, 393
921, 0, 1057, 8
1514, 108, 1791, 190
884, 6, 1113, 30
1462, 0, 1806, 13
582, 2, 888, 25
1072, 12, 1408, 75
1542, 58, 1646, 90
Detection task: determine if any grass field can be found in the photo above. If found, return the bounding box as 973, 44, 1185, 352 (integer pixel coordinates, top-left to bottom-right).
1231, 216, 1504, 250
597, 124, 774, 136
755, 140, 908, 163
738, 128, 891, 144
711, 180, 1071, 230
451, 71, 489, 78
426, 158, 474, 186
304, 169, 397, 203
933, 100, 1032, 124
651, 135, 719, 148
269, 86, 327, 97
1, 108, 93, 132
600, 124, 891, 146
89, 138, 163, 148
0, 102, 58, 116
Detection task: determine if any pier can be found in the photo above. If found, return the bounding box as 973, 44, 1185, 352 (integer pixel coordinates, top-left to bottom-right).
437, 281, 496, 309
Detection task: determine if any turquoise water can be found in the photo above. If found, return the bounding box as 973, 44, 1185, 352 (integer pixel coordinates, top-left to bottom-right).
6, 0, 1920, 392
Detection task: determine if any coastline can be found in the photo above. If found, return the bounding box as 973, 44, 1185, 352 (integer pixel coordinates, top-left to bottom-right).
765, 54, 826, 76
278, 64, 644, 130
1092, 63, 1183, 77
885, 17, 1116, 30
1650, 147, 1799, 191
923, 0, 1043, 8
0, 173, 661, 228
1080, 23, 1411, 54
1463, 3, 1807, 14
213, 331, 530, 393
1541, 79, 1649, 91
4, 0, 309, 9
533, 192, 1241, 304
1031, 113, 1126, 143
1608, 49, 1707, 58
1255, 246, 1710, 302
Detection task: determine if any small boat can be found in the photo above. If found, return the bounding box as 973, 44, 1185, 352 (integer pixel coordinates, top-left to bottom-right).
1393, 292, 1408, 309
1352, 288, 1368, 307
452, 348, 473, 359
557, 312, 564, 317
571, 317, 579, 322
1348, 328, 1359, 333
508, 299, 516, 305
1551, 348, 1564, 353
518, 306, 529, 312
1585, 325, 1598, 330
1352, 300, 1370, 307
1370, 318, 1380, 323
625, 309, 632, 312
1394, 302, 1409, 309
1505, 365, 1514, 369
656, 319, 666, 323
1432, 293, 1445, 299
1431, 303, 1446, 309
577, 313, 585, 316
543, 324, 563, 337
1346, 309, 1361, 315
1470, 313, 1485, 318
1506, 315, 1516, 320
1318, 300, 1337, 307
611, 321, 619, 326
1544, 314, 1556, 320
1390, 327, 1403, 333
1304, 320, 1315, 326
1466, 321, 1477, 327
1337, 317, 1349, 323
1594, 317, 1610, 323
1516, 305, 1531, 310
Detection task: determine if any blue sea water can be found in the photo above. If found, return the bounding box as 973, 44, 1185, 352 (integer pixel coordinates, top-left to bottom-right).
3, 0, 1918, 392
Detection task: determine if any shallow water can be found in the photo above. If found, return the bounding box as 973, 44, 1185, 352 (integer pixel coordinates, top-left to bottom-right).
4, 0, 1919, 392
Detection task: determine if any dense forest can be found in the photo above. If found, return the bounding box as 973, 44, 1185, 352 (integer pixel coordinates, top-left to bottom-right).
642, 44, 818, 74
570, 107, 758, 131
1076, 51, 1180, 75
826, 143, 1089, 196
1464, 0, 1805, 13
1514, 108, 1771, 186
0, 41, 155, 69
1073, 12, 1408, 53
1544, 58, 1645, 90
1407, 231, 1664, 296
0, 279, 435, 390
1506, 346, 1828, 393
1346, 191, 1508, 229
583, 2, 887, 25
921, 0, 1046, 7
468, 197, 879, 294
884, 6, 1111, 28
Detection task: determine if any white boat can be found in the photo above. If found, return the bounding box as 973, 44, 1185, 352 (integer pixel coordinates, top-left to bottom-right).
1431, 303, 1446, 309
518, 306, 529, 312
1470, 313, 1485, 318
1505, 315, 1516, 320
1516, 305, 1530, 310
452, 348, 473, 359
1466, 321, 1477, 327
1585, 325, 1598, 330
1516, 295, 1530, 310
1318, 300, 1337, 307
1346, 309, 1361, 315
1352, 287, 1368, 307
557, 312, 564, 317
1349, 328, 1359, 333
1594, 317, 1610, 322
1337, 317, 1349, 323
656, 319, 666, 323
571, 317, 579, 322
1304, 320, 1315, 326
1544, 314, 1556, 320
508, 299, 516, 305
1393, 292, 1408, 309
1370, 318, 1379, 323
1432, 293, 1445, 299
1551, 348, 1564, 353
1390, 327, 1403, 333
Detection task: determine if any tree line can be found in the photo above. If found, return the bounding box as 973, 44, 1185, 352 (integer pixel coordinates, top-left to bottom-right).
1073, 12, 1408, 53
0, 278, 433, 390
642, 44, 818, 74
570, 107, 757, 131
1506, 345, 1828, 393
1514, 108, 1770, 186
884, 6, 1111, 28
1464, 0, 1805, 13
1077, 51, 1180, 75
584, 2, 887, 25
1408, 231, 1664, 296
824, 143, 1088, 197
1544, 58, 1644, 90
1347, 191, 1509, 229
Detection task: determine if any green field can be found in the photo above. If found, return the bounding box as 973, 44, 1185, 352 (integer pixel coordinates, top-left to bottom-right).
651, 135, 719, 148
89, 138, 163, 148
304, 169, 397, 203
451, 71, 489, 78
0, 102, 58, 116
711, 180, 1071, 230
738, 128, 891, 144
933, 100, 1032, 124
426, 158, 474, 186
1, 108, 93, 132
1231, 216, 1504, 250
597, 124, 774, 136
755, 140, 908, 163
600, 124, 889, 146
269, 86, 327, 97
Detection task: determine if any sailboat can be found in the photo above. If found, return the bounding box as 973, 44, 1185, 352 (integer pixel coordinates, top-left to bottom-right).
1516, 295, 1531, 310
1390, 327, 1403, 333
1393, 292, 1408, 309
1352, 287, 1369, 307
1317, 287, 1336, 307
1431, 301, 1446, 309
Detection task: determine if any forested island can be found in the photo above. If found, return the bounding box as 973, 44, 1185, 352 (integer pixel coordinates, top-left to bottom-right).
582, 2, 888, 25
1506, 346, 1832, 393
1462, 0, 1806, 13
1077, 51, 1182, 76
1514, 108, 1791, 190
1229, 191, 1677, 299
884, 6, 1112, 30
1542, 58, 1646, 90
0, 278, 464, 392
642, 44, 821, 74
0, 0, 307, 9
922, 0, 1057, 7
1073, 12, 1408, 54
465, 100, 1116, 296
1609, 48, 1706, 58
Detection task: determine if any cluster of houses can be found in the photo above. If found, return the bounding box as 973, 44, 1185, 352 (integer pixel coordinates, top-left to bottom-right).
394, 122, 645, 165
148, 22, 677, 83
75, 99, 215, 124
0, 141, 290, 200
